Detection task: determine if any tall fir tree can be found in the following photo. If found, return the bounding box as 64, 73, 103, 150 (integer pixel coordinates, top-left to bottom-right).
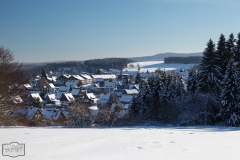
216, 34, 227, 78
226, 33, 235, 55
135, 72, 141, 84
235, 32, 240, 63
197, 39, 221, 92
219, 59, 240, 126
187, 68, 198, 93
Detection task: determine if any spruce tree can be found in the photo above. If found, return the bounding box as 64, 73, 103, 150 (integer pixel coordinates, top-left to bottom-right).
135, 73, 141, 84
197, 39, 221, 92
235, 32, 240, 62
136, 79, 149, 116
187, 68, 198, 93
219, 59, 240, 126
216, 34, 227, 77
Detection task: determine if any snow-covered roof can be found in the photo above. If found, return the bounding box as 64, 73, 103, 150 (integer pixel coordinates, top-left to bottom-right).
71, 75, 84, 80
24, 84, 33, 90
98, 93, 111, 103
25, 107, 41, 120
80, 74, 92, 80
71, 88, 81, 96
114, 90, 123, 97
91, 74, 116, 79
60, 74, 71, 79
48, 83, 55, 88
63, 93, 75, 101
30, 93, 43, 102
124, 89, 139, 95
46, 94, 58, 101
55, 92, 63, 99
58, 86, 70, 93
42, 109, 65, 120
119, 95, 133, 103
86, 93, 97, 99
66, 81, 78, 87
128, 84, 139, 90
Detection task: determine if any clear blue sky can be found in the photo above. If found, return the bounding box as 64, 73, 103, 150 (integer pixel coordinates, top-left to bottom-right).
1, 0, 240, 62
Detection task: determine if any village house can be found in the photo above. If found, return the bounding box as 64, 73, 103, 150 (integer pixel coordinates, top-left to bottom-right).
122, 89, 139, 95
13, 107, 44, 126
41, 108, 67, 125
68, 75, 85, 86
44, 93, 61, 106
97, 92, 118, 108
91, 74, 116, 83
103, 82, 116, 91
55, 74, 71, 86
80, 74, 92, 84
59, 93, 75, 106
83, 93, 98, 104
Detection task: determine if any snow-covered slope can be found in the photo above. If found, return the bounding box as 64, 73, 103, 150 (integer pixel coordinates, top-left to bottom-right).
1, 127, 239, 160
125, 61, 197, 73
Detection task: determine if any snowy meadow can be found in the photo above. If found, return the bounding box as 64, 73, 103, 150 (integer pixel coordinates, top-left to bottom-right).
124, 61, 197, 72
1, 127, 240, 160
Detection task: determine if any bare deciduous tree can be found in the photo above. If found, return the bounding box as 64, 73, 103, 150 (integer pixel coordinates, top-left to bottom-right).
68, 103, 92, 127
0, 46, 29, 126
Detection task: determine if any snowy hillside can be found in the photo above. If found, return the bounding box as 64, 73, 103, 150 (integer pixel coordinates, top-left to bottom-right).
124, 61, 197, 73
1, 127, 240, 160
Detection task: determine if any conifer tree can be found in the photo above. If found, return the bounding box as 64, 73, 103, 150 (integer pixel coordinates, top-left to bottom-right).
187, 68, 198, 92
216, 34, 227, 77
135, 73, 141, 84
136, 79, 149, 116
235, 32, 240, 62
197, 39, 221, 92
219, 59, 240, 126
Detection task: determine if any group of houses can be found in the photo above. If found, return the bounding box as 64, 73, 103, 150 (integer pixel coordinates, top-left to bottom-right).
12, 68, 151, 125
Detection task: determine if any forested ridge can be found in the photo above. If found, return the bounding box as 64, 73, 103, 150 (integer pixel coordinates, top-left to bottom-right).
164, 56, 202, 64
24, 58, 133, 77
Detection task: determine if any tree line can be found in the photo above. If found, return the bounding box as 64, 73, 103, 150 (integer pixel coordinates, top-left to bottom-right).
164, 56, 202, 64
25, 58, 133, 77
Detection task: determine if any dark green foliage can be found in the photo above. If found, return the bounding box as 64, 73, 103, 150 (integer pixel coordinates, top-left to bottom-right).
218, 60, 240, 126
164, 56, 202, 64
135, 72, 141, 84
216, 34, 227, 78
187, 67, 198, 92
197, 39, 222, 92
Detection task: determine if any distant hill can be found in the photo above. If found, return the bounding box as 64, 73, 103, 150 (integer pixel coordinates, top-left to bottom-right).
129, 52, 202, 62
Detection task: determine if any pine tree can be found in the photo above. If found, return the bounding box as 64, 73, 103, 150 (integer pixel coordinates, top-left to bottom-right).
226, 33, 235, 56
197, 39, 221, 92
187, 68, 198, 92
135, 72, 141, 84
147, 74, 162, 119
235, 32, 240, 63
216, 34, 227, 77
136, 79, 149, 116
219, 59, 240, 126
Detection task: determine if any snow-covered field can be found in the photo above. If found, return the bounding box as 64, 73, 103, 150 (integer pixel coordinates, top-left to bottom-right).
125, 61, 197, 72
1, 127, 240, 160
